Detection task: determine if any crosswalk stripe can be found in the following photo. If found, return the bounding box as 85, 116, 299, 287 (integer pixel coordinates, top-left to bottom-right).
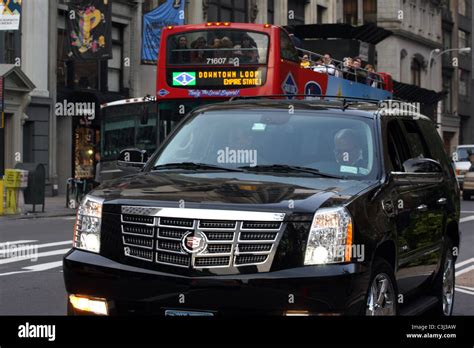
23, 261, 63, 271
456, 265, 474, 276
456, 287, 474, 296
0, 240, 37, 247
460, 215, 474, 223
456, 257, 474, 269
0, 248, 70, 265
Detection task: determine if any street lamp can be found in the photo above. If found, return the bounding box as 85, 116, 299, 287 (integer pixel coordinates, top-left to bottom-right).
429, 47, 472, 67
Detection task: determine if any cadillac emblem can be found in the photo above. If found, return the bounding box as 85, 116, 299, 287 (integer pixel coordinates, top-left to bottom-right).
182, 231, 207, 254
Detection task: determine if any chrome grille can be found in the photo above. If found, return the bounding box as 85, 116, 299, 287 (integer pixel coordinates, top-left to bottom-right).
120, 206, 285, 270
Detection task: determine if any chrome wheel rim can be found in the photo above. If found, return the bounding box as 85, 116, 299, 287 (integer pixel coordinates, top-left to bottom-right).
366, 273, 396, 316
442, 253, 455, 316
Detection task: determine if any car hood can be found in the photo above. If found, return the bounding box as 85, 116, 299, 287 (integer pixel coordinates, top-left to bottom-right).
93, 171, 378, 219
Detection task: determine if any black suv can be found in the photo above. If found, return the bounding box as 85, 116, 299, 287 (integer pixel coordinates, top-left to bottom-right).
63, 99, 460, 316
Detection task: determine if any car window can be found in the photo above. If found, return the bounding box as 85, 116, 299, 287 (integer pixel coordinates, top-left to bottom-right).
401, 120, 431, 159
386, 120, 410, 172
457, 147, 474, 162
418, 119, 453, 176
153, 110, 379, 179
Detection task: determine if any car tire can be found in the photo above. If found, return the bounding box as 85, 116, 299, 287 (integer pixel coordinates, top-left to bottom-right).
432, 240, 455, 316
364, 258, 399, 316
463, 191, 471, 200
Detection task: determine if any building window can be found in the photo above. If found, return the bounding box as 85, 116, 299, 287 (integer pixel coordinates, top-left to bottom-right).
411, 58, 422, 86
57, 29, 70, 87
4, 31, 16, 64
442, 29, 452, 51
267, 0, 274, 24
208, 0, 249, 22
287, 0, 305, 25
459, 29, 469, 48
442, 73, 452, 113
143, 0, 166, 14
458, 0, 467, 16
75, 61, 99, 90
343, 0, 358, 25
459, 69, 469, 96
317, 5, 327, 23
363, 0, 377, 24
108, 25, 123, 93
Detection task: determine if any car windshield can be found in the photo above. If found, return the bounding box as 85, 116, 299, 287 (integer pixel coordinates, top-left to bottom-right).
457, 147, 474, 162
150, 109, 379, 179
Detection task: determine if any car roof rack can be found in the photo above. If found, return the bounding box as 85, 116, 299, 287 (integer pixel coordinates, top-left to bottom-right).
224, 94, 427, 119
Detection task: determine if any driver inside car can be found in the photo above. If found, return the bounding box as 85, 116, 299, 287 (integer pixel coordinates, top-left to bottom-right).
333, 128, 369, 175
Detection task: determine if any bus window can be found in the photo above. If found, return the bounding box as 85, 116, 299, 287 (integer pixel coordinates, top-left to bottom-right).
280, 30, 300, 63
136, 115, 157, 155
103, 117, 135, 161
167, 29, 269, 65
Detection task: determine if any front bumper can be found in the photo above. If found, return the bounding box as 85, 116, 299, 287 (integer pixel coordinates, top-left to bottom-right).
63, 249, 370, 316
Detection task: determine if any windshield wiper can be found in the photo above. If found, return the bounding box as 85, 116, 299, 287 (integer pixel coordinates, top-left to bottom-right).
152, 162, 243, 172
238, 164, 344, 179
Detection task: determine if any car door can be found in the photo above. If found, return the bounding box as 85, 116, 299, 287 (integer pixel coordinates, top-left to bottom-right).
398, 119, 444, 288
384, 119, 431, 295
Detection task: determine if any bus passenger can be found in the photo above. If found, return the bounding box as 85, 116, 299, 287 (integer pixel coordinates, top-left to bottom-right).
322, 53, 336, 76
241, 35, 259, 63
190, 36, 208, 63
366, 64, 381, 88
173, 35, 190, 64
352, 57, 367, 84
300, 54, 311, 68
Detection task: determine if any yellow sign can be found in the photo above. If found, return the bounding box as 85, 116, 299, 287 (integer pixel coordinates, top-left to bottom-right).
0, 179, 4, 216
6, 187, 17, 214
4, 169, 21, 188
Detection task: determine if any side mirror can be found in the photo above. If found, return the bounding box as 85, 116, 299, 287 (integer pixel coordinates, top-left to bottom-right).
117, 148, 149, 172
402, 158, 443, 174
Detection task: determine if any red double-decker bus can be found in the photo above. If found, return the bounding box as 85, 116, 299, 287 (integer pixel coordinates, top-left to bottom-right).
157, 22, 392, 100
100, 22, 393, 181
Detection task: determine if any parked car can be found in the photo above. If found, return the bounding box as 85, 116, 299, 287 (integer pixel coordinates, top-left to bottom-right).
463, 165, 474, 200
63, 99, 460, 316
452, 144, 474, 190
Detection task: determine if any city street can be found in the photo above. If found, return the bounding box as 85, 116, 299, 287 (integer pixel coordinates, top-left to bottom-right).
0, 201, 473, 315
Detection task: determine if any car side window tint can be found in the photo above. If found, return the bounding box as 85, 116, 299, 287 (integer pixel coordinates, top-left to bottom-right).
418, 120, 452, 174
401, 120, 431, 159
387, 120, 410, 172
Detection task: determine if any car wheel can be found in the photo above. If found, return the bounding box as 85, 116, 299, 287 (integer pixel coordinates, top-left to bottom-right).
433, 241, 455, 316
365, 259, 398, 316
462, 191, 471, 200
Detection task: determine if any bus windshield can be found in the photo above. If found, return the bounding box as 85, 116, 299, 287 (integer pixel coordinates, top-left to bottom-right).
167, 29, 269, 65
102, 103, 158, 161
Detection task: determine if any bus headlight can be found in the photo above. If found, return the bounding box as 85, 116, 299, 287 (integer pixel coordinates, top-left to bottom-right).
74, 195, 104, 253
304, 207, 353, 265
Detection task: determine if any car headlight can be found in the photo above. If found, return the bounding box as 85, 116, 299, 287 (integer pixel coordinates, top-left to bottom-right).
74, 195, 104, 253
304, 207, 353, 265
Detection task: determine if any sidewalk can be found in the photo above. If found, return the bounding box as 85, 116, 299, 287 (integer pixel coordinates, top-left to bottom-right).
0, 195, 76, 221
